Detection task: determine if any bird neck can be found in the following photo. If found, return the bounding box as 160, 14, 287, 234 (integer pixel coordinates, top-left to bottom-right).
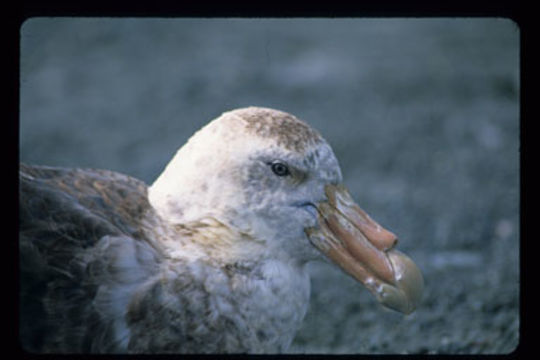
159, 217, 280, 266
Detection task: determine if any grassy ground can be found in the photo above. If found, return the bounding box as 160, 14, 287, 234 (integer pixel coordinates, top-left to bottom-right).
20, 18, 519, 354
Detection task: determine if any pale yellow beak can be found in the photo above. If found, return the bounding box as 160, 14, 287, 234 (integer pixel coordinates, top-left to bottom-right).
305, 184, 423, 314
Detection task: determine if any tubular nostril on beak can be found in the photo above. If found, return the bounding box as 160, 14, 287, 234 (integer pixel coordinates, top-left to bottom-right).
324, 183, 398, 252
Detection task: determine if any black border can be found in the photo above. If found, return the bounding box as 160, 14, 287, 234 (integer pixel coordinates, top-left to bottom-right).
10, 2, 530, 359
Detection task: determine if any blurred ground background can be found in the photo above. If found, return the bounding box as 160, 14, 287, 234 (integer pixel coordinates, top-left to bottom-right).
19, 18, 519, 354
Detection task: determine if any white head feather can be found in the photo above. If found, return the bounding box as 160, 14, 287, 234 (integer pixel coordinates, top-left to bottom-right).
148, 107, 342, 262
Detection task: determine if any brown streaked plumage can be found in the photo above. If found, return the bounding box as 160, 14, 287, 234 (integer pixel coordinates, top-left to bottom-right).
237, 107, 324, 153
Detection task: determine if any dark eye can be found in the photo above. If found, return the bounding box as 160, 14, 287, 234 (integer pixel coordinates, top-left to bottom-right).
270, 162, 290, 177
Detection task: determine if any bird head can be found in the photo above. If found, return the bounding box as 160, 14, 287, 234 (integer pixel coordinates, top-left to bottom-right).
148, 107, 423, 314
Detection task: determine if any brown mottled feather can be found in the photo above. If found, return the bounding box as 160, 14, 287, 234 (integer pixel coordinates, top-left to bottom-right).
19, 164, 162, 352
235, 107, 323, 152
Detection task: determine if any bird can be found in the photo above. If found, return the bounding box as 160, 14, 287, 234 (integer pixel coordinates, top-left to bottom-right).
19, 106, 423, 354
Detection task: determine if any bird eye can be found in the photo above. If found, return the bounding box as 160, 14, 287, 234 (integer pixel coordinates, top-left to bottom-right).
270, 162, 290, 177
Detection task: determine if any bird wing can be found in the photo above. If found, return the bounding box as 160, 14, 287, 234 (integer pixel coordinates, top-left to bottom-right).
19, 164, 162, 353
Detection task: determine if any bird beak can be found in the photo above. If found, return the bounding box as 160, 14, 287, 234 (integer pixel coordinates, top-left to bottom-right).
305, 184, 423, 314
